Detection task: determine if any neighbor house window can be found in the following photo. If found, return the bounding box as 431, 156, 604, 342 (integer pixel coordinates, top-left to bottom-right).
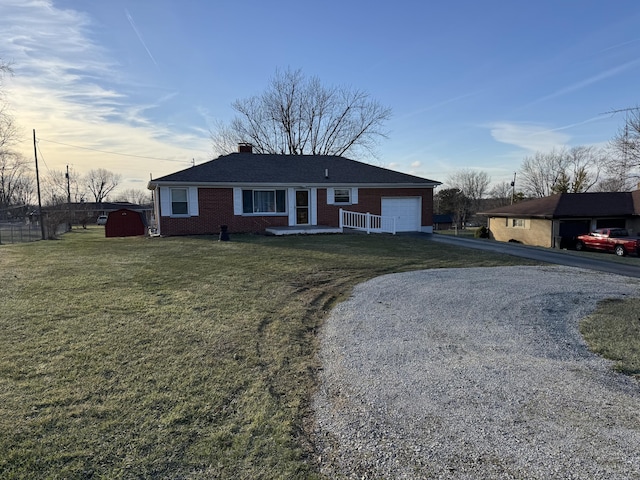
333, 188, 351, 204
242, 189, 286, 214
511, 218, 525, 228
171, 188, 189, 215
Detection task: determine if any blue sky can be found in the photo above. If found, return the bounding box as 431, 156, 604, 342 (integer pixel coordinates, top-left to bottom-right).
2, 0, 640, 193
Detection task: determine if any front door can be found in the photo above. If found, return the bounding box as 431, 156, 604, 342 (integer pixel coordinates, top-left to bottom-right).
295, 190, 309, 225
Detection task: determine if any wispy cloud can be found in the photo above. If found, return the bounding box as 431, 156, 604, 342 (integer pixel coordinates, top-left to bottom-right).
532, 59, 640, 105
397, 91, 480, 121
0, 1, 209, 187
540, 115, 607, 133
125, 9, 159, 68
489, 122, 570, 152
597, 38, 640, 55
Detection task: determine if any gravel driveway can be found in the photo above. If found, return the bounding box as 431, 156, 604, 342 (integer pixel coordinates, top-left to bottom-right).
312, 266, 640, 479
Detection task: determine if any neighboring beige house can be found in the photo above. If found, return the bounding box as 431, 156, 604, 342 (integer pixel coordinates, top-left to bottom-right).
479, 191, 640, 248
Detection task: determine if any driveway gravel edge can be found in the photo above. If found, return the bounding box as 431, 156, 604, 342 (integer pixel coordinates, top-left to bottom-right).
312, 265, 640, 479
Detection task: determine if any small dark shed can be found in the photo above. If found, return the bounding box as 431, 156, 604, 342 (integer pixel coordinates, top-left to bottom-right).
433, 214, 454, 230
105, 209, 147, 237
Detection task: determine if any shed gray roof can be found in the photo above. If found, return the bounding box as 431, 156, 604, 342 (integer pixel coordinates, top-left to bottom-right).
149, 153, 440, 187
480, 191, 640, 218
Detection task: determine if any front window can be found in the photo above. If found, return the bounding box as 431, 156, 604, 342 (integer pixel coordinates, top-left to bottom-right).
334, 188, 351, 204
242, 190, 286, 214
171, 188, 188, 215
511, 218, 525, 228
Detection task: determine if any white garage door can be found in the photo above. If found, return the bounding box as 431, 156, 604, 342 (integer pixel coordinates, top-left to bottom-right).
381, 197, 421, 232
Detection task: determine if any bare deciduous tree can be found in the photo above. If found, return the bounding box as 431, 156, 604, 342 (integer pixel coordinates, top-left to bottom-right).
486, 181, 515, 208
520, 149, 567, 197
520, 146, 603, 197
605, 108, 640, 190
0, 153, 33, 219
43, 167, 86, 205
0, 103, 17, 152
0, 60, 18, 165
610, 107, 640, 168
85, 168, 122, 203
114, 188, 151, 205
564, 145, 602, 192
209, 120, 242, 158
489, 181, 513, 200
593, 176, 632, 192
0, 58, 15, 153
446, 169, 491, 217
434, 187, 469, 228
0, 59, 33, 219
211, 68, 392, 159
0, 58, 11, 81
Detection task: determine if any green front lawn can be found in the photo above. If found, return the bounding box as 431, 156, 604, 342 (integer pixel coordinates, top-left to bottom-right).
580, 298, 640, 378
0, 228, 632, 478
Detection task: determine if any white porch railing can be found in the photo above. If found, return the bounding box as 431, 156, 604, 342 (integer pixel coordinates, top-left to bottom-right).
339, 208, 396, 234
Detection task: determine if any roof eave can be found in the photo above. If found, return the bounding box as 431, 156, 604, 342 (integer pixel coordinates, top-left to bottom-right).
148, 181, 441, 189
479, 212, 555, 219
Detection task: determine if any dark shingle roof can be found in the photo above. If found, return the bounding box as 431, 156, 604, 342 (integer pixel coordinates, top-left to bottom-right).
149, 153, 440, 187
480, 191, 640, 218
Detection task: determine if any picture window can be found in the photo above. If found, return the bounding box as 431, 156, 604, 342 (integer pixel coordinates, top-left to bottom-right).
242, 189, 286, 214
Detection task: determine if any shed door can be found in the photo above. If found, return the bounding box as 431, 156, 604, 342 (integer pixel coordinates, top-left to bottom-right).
381, 197, 421, 232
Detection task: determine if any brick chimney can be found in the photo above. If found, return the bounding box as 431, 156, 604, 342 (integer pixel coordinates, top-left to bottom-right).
238, 143, 253, 153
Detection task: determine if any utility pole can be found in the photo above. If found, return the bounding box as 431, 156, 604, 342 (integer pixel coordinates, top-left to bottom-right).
510, 172, 516, 205
33, 129, 45, 240
66, 165, 72, 230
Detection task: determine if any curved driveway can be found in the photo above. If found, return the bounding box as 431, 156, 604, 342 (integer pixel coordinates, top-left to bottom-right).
313, 266, 640, 479
427, 234, 640, 278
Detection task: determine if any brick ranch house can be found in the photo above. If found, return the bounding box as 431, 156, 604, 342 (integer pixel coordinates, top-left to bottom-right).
147, 145, 441, 236
479, 190, 640, 248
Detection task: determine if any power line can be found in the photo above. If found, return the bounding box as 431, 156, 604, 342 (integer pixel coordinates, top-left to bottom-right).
35, 141, 51, 173
37, 137, 205, 163
601, 106, 640, 116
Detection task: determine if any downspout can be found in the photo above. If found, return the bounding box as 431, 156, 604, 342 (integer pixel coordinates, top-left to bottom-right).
153, 186, 161, 235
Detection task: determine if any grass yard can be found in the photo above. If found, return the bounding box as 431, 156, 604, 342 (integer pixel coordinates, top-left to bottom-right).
433, 228, 477, 238
0, 228, 633, 478
580, 298, 640, 378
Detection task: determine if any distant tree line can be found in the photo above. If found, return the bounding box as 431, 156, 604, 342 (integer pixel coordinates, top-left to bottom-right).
436, 110, 640, 228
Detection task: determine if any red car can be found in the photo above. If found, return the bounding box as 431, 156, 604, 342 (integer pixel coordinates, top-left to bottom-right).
575, 228, 640, 256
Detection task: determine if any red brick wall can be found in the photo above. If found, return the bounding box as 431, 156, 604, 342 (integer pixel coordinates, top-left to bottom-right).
160, 186, 434, 235
318, 187, 434, 227
160, 188, 288, 235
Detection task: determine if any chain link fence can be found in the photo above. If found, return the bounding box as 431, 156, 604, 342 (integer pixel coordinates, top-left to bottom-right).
0, 222, 43, 244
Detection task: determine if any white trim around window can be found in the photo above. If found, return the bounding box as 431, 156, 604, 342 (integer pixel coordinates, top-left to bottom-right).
159, 186, 199, 217
234, 188, 288, 215
327, 187, 358, 205
507, 217, 528, 229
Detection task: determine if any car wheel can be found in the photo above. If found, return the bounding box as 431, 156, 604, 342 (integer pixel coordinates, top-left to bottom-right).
614, 245, 626, 257
575, 241, 584, 251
